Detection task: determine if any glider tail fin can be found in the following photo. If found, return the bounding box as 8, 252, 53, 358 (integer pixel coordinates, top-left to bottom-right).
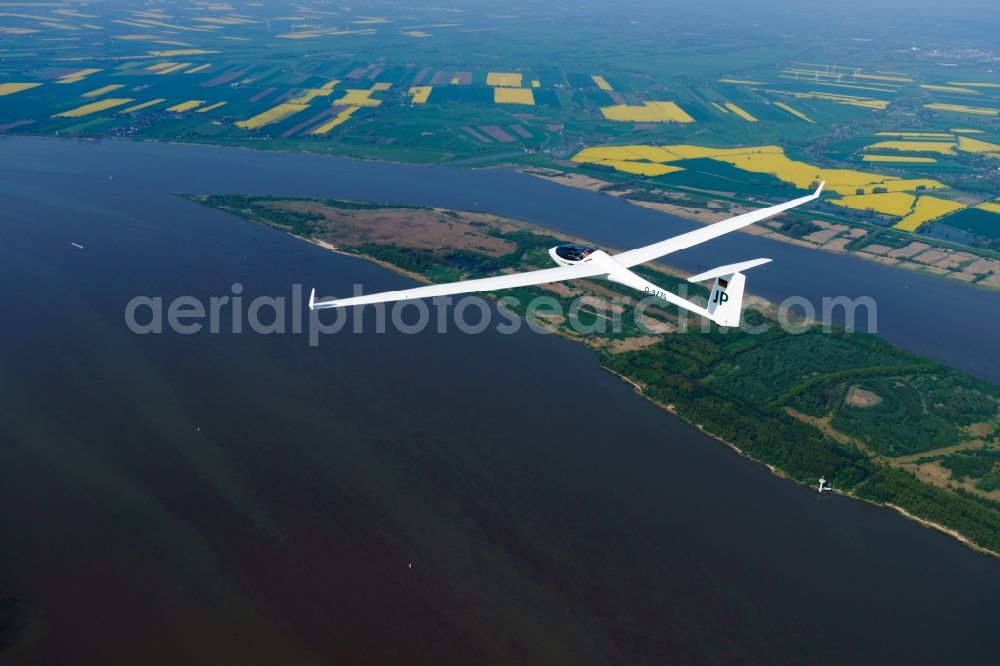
706, 272, 746, 327
688, 258, 772, 327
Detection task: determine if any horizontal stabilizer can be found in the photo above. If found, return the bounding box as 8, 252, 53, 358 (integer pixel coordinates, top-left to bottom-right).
688, 258, 771, 283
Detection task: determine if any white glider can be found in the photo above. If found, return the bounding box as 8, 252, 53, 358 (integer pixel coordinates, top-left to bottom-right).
310, 182, 824, 327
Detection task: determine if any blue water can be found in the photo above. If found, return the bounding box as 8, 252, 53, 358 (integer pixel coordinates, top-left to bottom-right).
4, 136, 996, 380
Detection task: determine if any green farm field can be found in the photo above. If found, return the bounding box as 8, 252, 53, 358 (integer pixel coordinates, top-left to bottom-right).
1, 0, 998, 276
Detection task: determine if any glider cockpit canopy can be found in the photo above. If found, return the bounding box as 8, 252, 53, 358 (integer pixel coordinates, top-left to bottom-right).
553, 244, 597, 263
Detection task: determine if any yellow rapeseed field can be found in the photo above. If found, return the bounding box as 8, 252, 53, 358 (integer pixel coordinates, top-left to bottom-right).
810, 81, 898, 94
774, 102, 814, 123
600, 102, 694, 123
409, 86, 432, 104
276, 29, 375, 39
167, 100, 207, 112
720, 153, 871, 192
856, 73, 913, 83
53, 97, 133, 118
272, 19, 317, 33
146, 62, 178, 71
946, 82, 1000, 88
894, 196, 965, 232
725, 102, 757, 122
0, 82, 41, 95
487, 72, 522, 87
831, 192, 915, 216
494, 88, 534, 105
196, 101, 227, 113
863, 155, 937, 163
812, 92, 889, 109
310, 107, 358, 135
147, 49, 218, 57
185, 64, 211, 74
56, 68, 101, 84
236, 103, 308, 128
957, 136, 1000, 153
288, 83, 339, 105
924, 103, 998, 116
157, 63, 192, 75
288, 89, 331, 105
591, 75, 612, 91
976, 202, 1000, 215
921, 84, 978, 94
82, 84, 125, 98
774, 90, 888, 110
121, 98, 166, 113
865, 141, 957, 155
194, 17, 256, 25
371, 82, 392, 91
573, 146, 677, 162
572, 144, 948, 199
531, 80, 540, 88
712, 102, 729, 114
591, 160, 683, 177
332, 89, 382, 107
951, 128, 983, 133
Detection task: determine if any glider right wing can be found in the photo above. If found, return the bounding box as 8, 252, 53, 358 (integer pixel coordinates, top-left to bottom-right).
612, 182, 824, 268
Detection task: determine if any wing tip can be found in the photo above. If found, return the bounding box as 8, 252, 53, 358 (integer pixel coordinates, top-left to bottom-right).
814, 181, 825, 197
309, 288, 341, 310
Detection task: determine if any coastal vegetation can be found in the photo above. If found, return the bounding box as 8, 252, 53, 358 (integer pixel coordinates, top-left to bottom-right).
195, 193, 1000, 555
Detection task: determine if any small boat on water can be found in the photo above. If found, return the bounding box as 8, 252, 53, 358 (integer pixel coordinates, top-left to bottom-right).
70, 242, 84, 250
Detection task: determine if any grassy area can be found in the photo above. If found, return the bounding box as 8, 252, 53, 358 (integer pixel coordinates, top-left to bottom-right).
939, 450, 1000, 492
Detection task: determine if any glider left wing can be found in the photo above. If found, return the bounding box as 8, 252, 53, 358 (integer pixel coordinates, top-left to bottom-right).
310, 258, 610, 309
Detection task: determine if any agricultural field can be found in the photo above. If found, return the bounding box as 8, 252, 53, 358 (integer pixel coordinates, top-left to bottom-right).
0, 0, 998, 270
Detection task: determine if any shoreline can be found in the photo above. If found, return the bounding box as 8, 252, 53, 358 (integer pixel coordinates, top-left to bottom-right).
601, 368, 999, 559
296, 228, 1000, 561
10, 133, 998, 291
523, 168, 1000, 292
601, 366, 793, 482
